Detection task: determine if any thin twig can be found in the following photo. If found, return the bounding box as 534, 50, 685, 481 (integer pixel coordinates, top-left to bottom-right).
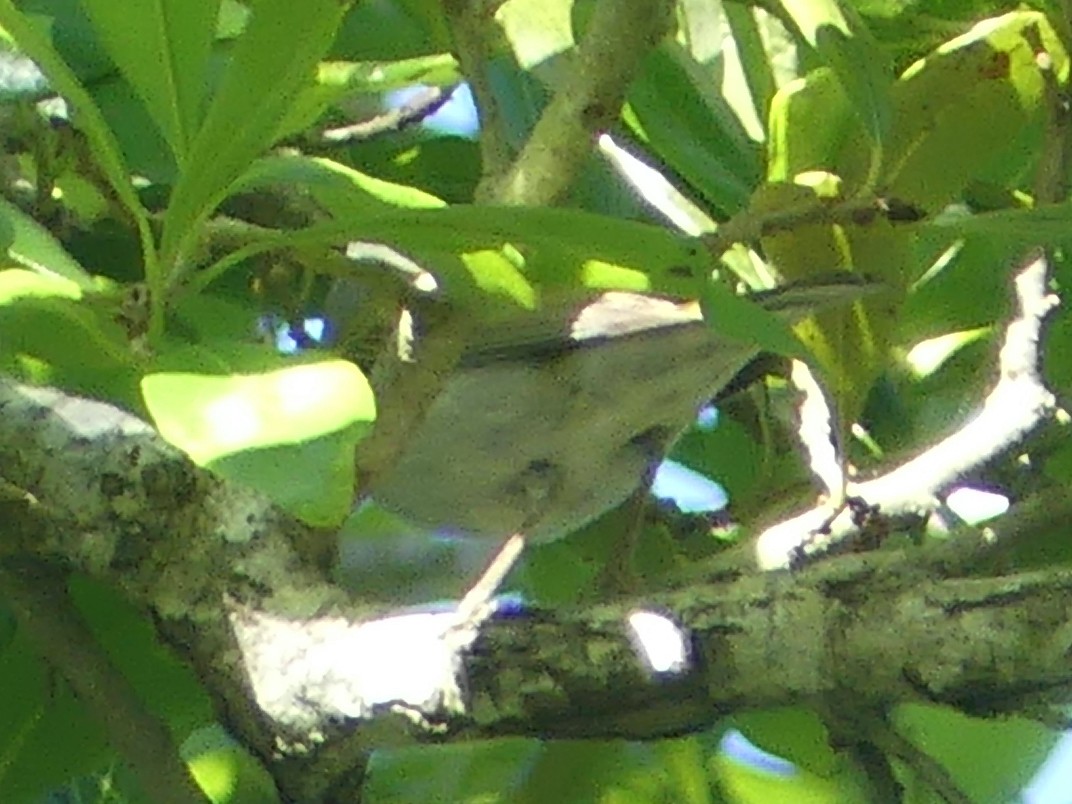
701, 195, 919, 262
749, 249, 1058, 570
846, 739, 906, 802
441, 0, 514, 185
316, 85, 457, 144
449, 532, 525, 645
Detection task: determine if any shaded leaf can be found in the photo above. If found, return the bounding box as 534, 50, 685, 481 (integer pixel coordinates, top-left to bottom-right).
893, 704, 1056, 802
232, 153, 446, 219
0, 630, 109, 801
0, 269, 140, 405
161, 0, 348, 266
78, 0, 218, 161
0, 1, 151, 234
629, 43, 761, 217
0, 197, 94, 289
857, 11, 1070, 211
767, 0, 890, 169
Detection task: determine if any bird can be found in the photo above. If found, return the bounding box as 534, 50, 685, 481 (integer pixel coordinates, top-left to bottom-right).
359, 278, 867, 547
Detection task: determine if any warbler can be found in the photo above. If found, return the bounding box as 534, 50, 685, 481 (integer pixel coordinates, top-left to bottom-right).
359, 278, 866, 544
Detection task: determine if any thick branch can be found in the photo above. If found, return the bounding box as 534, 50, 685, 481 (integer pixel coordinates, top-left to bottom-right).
207, 545, 1072, 746
0, 382, 354, 800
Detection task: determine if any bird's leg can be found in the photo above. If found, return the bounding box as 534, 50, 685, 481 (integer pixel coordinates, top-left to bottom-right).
451, 532, 526, 633
597, 458, 659, 598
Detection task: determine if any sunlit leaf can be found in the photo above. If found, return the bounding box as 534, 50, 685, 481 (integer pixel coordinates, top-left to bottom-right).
857, 11, 1070, 211
142, 352, 374, 525
767, 0, 890, 178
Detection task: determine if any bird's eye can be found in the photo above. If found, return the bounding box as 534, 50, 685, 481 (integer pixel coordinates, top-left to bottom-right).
626, 425, 673, 457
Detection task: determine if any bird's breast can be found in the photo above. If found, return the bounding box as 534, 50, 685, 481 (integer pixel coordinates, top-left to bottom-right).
368, 320, 756, 542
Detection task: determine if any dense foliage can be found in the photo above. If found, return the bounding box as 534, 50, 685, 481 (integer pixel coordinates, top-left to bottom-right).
0, 0, 1069, 801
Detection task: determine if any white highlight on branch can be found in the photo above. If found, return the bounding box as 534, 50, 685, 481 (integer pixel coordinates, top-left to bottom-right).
756, 250, 1059, 570
905, 328, 990, 378
790, 359, 843, 498
627, 609, 690, 675
230, 605, 465, 731
597, 133, 716, 236
945, 486, 1010, 525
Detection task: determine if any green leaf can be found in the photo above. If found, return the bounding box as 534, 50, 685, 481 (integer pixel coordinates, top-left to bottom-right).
0, 630, 110, 801
714, 751, 862, 803
161, 0, 348, 267
348, 135, 482, 204
322, 53, 460, 93
250, 206, 710, 326
7, 0, 114, 83
730, 707, 839, 777
364, 740, 543, 802
208, 433, 360, 528
0, 198, 94, 288
78, 0, 218, 162
336, 205, 709, 305
521, 739, 713, 803
724, 1, 780, 133
232, 153, 446, 219
671, 413, 765, 506
498, 0, 576, 73
767, 67, 857, 183
69, 575, 214, 737
900, 233, 1023, 342
0, 1, 153, 254
143, 357, 374, 463
330, 0, 453, 61
928, 201, 1072, 248
0, 266, 83, 302
893, 704, 1056, 802
277, 53, 462, 138
183, 725, 280, 804
701, 280, 811, 360
0, 269, 140, 405
90, 70, 180, 184
142, 349, 375, 525
751, 180, 909, 422
867, 11, 1070, 212
628, 43, 761, 217
768, 0, 891, 173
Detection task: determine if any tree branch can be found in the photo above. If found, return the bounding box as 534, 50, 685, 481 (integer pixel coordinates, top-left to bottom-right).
441, 0, 514, 185
316, 85, 456, 144
474, 0, 674, 205
211, 546, 1072, 746
741, 249, 1059, 570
